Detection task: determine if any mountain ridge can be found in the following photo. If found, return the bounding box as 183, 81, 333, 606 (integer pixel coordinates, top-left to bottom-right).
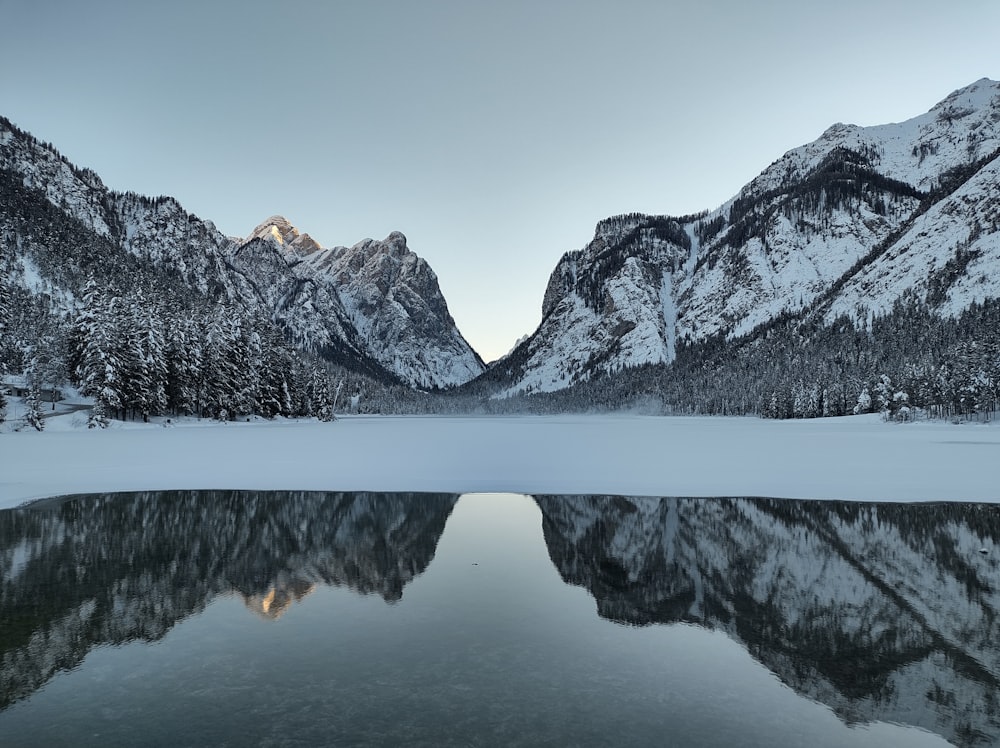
0, 118, 483, 393
242, 216, 485, 388
482, 78, 1000, 397
3, 78, 1000, 417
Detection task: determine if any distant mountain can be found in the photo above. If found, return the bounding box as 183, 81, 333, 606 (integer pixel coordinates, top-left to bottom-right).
241, 217, 484, 388
0, 119, 483, 392
3, 80, 999, 417
488, 79, 1000, 397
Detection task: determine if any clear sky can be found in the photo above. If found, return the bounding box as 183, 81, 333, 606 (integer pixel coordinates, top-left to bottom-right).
2, 0, 997, 362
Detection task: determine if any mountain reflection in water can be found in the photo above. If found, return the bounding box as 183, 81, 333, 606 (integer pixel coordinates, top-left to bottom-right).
536, 495, 1000, 746
0, 490, 459, 709
1, 491, 998, 747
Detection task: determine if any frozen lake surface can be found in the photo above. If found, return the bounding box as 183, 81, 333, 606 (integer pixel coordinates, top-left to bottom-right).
1, 413, 998, 508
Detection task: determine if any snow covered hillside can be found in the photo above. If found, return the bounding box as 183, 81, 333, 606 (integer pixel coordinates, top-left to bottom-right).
243, 217, 484, 388
493, 79, 1000, 396
0, 119, 483, 390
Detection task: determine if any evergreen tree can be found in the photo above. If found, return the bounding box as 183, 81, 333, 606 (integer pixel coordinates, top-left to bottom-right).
141, 301, 169, 418
72, 280, 125, 418
313, 369, 335, 422
0, 279, 10, 373
256, 327, 296, 418
854, 386, 872, 415
121, 304, 152, 420
290, 356, 313, 418
200, 308, 236, 419
88, 398, 110, 429
874, 375, 893, 417
28, 333, 67, 411
891, 391, 911, 421
23, 385, 44, 431
165, 314, 202, 416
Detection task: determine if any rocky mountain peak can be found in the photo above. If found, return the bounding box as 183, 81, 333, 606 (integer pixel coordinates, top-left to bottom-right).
248, 215, 321, 256
385, 230, 408, 252
341, 231, 413, 266
929, 77, 1000, 116
297, 230, 484, 388
236, 220, 484, 389
819, 122, 857, 141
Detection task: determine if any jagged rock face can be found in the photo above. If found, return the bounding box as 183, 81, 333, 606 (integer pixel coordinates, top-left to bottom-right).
0, 118, 252, 306
0, 490, 459, 710
248, 214, 321, 256
248, 218, 485, 389
499, 217, 689, 395
497, 79, 1000, 395
535, 495, 1000, 748
0, 117, 484, 388
226, 232, 378, 373
0, 121, 115, 239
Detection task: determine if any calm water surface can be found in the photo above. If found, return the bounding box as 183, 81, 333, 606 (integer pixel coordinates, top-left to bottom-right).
2, 491, 998, 747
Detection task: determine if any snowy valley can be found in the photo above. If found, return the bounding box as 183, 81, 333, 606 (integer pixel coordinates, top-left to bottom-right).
5, 5, 1000, 746
2, 79, 1000, 423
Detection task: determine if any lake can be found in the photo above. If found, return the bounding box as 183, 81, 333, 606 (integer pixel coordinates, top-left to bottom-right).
1, 490, 998, 746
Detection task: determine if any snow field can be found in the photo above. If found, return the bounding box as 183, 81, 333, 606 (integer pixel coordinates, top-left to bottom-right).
1, 414, 997, 508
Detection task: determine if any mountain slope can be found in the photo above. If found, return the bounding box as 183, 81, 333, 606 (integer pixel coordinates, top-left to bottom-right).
0, 117, 484, 390
245, 217, 485, 389
490, 79, 1000, 397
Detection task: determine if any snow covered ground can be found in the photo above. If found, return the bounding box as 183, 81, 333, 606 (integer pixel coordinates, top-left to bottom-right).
1, 413, 998, 508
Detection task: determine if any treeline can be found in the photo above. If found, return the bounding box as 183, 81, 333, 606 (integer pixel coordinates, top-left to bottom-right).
439, 294, 1000, 421
7, 275, 998, 424
680, 296, 997, 420
68, 280, 338, 425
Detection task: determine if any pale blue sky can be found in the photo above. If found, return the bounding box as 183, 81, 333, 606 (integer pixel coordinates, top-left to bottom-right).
2, 0, 998, 361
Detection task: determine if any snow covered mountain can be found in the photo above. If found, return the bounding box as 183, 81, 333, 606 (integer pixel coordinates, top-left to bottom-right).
536, 494, 1000, 747
242, 217, 485, 388
0, 118, 483, 389
494, 79, 1000, 396
4, 79, 999, 404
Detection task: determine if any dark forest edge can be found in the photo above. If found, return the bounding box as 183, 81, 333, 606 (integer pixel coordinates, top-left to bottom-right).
457, 293, 1000, 421
2, 273, 998, 426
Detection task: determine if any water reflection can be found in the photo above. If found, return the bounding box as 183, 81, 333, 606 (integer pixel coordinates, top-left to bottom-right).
0, 490, 459, 709
1, 492, 998, 746
536, 495, 1000, 745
